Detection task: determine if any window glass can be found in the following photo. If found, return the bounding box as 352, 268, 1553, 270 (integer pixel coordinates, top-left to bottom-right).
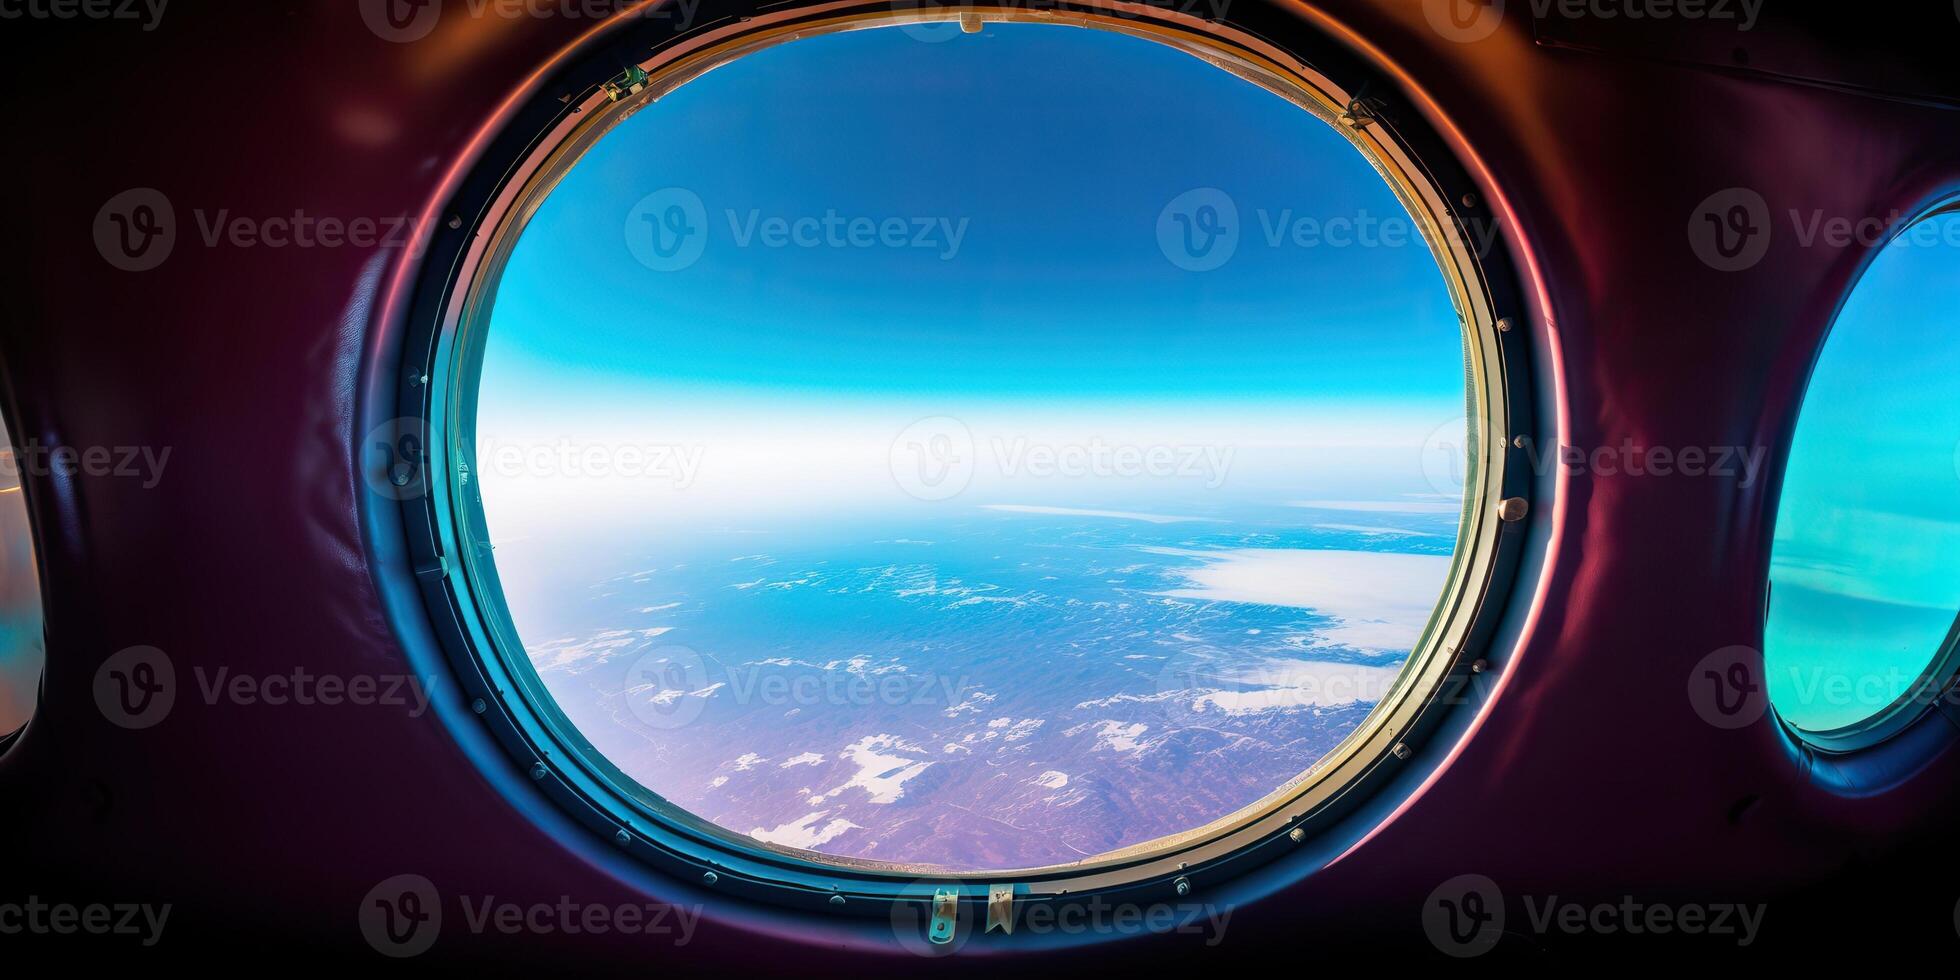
1766, 210, 1960, 738
472, 24, 1469, 870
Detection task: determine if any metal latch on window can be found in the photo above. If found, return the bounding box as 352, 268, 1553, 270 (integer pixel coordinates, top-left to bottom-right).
929, 887, 960, 946
1337, 95, 1387, 130
604, 65, 651, 103
986, 883, 1015, 935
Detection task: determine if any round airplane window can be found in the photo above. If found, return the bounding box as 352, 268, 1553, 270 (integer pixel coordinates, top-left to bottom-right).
1765, 207, 1960, 750
397, 4, 1525, 917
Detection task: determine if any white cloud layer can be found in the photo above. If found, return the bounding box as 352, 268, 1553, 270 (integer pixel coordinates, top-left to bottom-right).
1150, 547, 1449, 653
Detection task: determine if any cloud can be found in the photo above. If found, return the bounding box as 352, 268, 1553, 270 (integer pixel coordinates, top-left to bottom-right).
981, 504, 1221, 524
1189, 659, 1406, 714
1288, 500, 1460, 514
1313, 523, 1441, 538
1149, 546, 1449, 653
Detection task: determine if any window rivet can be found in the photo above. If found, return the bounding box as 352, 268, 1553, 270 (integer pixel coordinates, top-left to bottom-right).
1496, 316, 1514, 333
528, 762, 547, 780
1498, 497, 1529, 522
1471, 658, 1489, 674
829, 894, 846, 907
470, 697, 487, 714
1173, 876, 1191, 897
1288, 827, 1306, 843
702, 871, 719, 886
615, 829, 631, 846
1391, 742, 1413, 760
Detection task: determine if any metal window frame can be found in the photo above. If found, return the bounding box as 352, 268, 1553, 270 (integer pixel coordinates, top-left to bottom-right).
386, 0, 1535, 931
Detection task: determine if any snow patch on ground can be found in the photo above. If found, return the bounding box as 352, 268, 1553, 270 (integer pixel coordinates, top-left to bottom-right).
810, 735, 932, 805
750, 811, 861, 849
1075, 720, 1147, 754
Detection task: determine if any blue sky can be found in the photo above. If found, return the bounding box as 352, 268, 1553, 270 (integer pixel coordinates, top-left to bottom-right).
476, 23, 1468, 531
